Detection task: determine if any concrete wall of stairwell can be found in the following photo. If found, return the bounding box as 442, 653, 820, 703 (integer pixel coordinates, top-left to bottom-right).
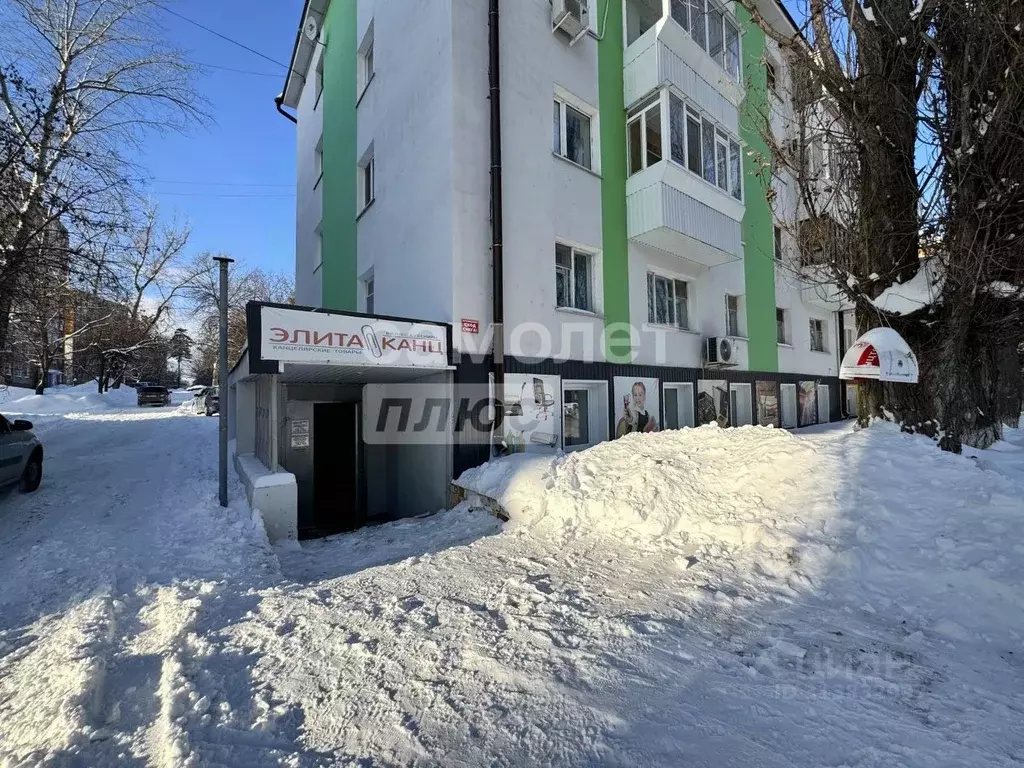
295, 43, 325, 308
499, 0, 607, 362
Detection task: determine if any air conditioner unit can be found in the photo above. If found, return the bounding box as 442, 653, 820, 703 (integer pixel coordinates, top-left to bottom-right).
552, 0, 590, 45
705, 336, 735, 366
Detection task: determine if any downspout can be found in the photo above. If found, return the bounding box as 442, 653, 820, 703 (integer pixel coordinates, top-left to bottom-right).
275, 94, 298, 124
488, 0, 505, 455
837, 309, 848, 417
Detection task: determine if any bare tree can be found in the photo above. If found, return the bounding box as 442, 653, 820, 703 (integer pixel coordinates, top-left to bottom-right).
0, 0, 204, 363
741, 0, 1024, 450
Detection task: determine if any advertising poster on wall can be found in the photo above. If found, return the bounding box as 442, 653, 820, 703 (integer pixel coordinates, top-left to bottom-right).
756, 381, 779, 427
502, 374, 561, 453
798, 381, 819, 426
697, 380, 729, 427
613, 377, 660, 438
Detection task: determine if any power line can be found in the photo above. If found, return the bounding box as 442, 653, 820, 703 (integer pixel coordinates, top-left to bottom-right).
191, 61, 283, 78
153, 191, 295, 198
147, 180, 294, 187
158, 5, 289, 71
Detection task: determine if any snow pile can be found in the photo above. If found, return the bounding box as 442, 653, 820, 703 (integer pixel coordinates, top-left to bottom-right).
2, 382, 139, 416
458, 425, 825, 547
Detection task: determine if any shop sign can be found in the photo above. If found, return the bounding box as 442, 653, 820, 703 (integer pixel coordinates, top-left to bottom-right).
839, 327, 919, 384
461, 319, 480, 334
261, 306, 448, 369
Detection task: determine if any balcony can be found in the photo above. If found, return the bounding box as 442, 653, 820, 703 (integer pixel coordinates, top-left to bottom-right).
624, 0, 743, 120
628, 162, 742, 268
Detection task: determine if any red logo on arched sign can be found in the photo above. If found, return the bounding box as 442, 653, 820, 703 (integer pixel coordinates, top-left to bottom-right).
857, 345, 879, 367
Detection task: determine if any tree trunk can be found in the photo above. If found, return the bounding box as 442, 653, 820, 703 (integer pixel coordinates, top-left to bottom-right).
97, 355, 106, 394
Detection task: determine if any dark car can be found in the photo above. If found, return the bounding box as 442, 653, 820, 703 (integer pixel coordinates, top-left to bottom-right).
193, 386, 219, 417
137, 385, 170, 407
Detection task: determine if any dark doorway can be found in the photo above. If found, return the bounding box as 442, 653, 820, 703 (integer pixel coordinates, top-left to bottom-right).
312, 402, 364, 535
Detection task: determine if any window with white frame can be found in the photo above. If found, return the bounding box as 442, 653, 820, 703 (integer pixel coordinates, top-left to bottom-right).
809, 318, 827, 352
774, 224, 783, 261
315, 54, 324, 106
562, 381, 609, 449
314, 135, 323, 186
843, 324, 856, 351
663, 383, 695, 429
358, 22, 374, 97
555, 242, 594, 312
663, 92, 742, 199
647, 272, 690, 329
358, 148, 374, 212
364, 275, 375, 314
314, 222, 323, 271
776, 307, 789, 344
627, 94, 662, 175
666, 0, 741, 80
725, 294, 743, 337
765, 58, 778, 94
553, 93, 595, 170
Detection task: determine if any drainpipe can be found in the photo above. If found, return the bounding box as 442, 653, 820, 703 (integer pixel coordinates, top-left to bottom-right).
837, 309, 848, 417
275, 93, 298, 124
488, 0, 505, 455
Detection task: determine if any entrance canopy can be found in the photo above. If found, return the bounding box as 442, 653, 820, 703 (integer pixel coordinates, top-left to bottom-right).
840, 327, 919, 384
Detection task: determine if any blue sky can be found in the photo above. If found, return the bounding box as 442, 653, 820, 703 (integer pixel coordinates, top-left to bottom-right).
140, 0, 304, 277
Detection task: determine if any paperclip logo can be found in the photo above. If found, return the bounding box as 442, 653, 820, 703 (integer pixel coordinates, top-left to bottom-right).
362, 325, 383, 358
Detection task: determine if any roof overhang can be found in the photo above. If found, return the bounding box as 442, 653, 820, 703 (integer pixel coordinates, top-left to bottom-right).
281, 0, 330, 109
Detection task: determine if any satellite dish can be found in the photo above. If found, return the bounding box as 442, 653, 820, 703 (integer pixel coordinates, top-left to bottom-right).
303, 15, 320, 43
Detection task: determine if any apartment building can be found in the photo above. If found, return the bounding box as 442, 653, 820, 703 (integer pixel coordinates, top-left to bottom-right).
228, 0, 856, 539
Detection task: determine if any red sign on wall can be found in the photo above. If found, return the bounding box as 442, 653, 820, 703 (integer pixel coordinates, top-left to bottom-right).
461, 319, 480, 334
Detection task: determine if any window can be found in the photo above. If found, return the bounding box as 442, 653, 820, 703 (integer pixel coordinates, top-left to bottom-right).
729, 139, 741, 200
725, 294, 742, 337
314, 135, 323, 186
843, 324, 856, 351
774, 225, 783, 261
358, 149, 374, 211
315, 55, 324, 106
670, 0, 689, 31
646, 272, 690, 329
809, 318, 827, 352
664, 383, 695, 429
563, 388, 590, 447
776, 307, 788, 344
725, 21, 740, 79
697, 118, 714, 184
688, 0, 706, 49
730, 383, 752, 427
562, 381, 609, 450
626, 0, 662, 45
715, 131, 729, 191
765, 59, 778, 94
663, 90, 742, 196
365, 276, 375, 314
627, 95, 662, 175
553, 96, 594, 170
314, 222, 323, 271
358, 22, 374, 97
707, 4, 725, 67
555, 243, 594, 312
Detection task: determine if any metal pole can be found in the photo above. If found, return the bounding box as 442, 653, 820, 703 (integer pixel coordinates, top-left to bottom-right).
213, 256, 234, 507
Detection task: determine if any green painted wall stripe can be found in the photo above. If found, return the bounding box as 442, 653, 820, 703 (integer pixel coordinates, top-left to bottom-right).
736, 7, 778, 372
320, 0, 358, 311
596, 0, 633, 363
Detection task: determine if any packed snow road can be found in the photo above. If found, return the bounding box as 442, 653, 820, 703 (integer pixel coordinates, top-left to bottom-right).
0, 386, 1023, 767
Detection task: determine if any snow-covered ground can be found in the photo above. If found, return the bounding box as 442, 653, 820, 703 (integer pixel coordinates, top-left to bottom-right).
1, 387, 1022, 766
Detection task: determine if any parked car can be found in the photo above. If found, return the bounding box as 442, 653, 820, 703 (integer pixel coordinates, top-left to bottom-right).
137, 385, 170, 407
193, 386, 219, 417
0, 414, 43, 493
185, 385, 206, 393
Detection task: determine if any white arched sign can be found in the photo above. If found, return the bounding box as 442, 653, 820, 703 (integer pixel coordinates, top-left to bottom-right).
840, 327, 919, 384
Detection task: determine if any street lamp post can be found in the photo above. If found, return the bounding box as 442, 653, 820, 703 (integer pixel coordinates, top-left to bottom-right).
213, 256, 234, 508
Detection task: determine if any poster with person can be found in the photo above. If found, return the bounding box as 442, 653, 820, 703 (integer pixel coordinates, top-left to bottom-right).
502, 373, 561, 453
798, 381, 818, 427
756, 381, 780, 427
613, 377, 660, 438
697, 380, 729, 427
